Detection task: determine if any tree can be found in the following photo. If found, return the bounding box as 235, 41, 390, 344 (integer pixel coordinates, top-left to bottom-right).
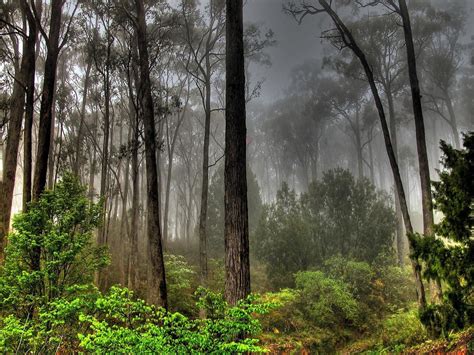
397, 0, 442, 302
338, 13, 408, 265
422, 2, 466, 150
181, 0, 226, 284
0, 174, 107, 316
134, 0, 167, 308
0, 0, 40, 259
285, 0, 427, 309
33, 0, 77, 201
411, 132, 474, 334
224, 0, 250, 305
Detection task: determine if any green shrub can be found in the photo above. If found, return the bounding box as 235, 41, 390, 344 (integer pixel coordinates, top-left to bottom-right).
0, 174, 108, 316
295, 271, 359, 329
380, 307, 427, 348
78, 286, 275, 353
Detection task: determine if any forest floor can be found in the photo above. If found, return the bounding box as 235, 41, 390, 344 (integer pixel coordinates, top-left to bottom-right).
260, 327, 474, 354
404, 327, 474, 355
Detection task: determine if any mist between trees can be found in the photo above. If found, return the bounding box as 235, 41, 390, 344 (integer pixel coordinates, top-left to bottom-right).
0, 0, 473, 353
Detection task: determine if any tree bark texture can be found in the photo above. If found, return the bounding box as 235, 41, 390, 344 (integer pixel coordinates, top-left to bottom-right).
134, 0, 167, 309
224, 0, 250, 305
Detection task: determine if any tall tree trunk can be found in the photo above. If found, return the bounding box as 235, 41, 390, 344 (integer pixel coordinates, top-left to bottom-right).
98, 56, 111, 246
355, 109, 363, 180
444, 93, 460, 149
135, 0, 167, 309
31, 0, 64, 275
387, 89, 405, 267
224, 0, 250, 305
73, 59, 92, 176
398, 0, 442, 302
318, 0, 426, 309
32, 0, 63, 200
22, 0, 42, 211
0, 15, 30, 258
199, 77, 211, 283
163, 95, 187, 245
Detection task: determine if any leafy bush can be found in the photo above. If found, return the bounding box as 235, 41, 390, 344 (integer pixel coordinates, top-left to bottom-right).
78, 286, 275, 353
254, 170, 396, 288
0, 174, 108, 317
380, 307, 427, 349
295, 271, 360, 329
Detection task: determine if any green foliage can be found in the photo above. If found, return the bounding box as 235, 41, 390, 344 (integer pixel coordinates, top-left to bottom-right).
255, 169, 396, 288
380, 307, 427, 348
0, 176, 276, 353
79, 286, 275, 354
411, 133, 474, 335
0, 173, 108, 315
165, 253, 196, 314
295, 271, 360, 329
258, 257, 416, 353
0, 285, 99, 353
254, 183, 312, 288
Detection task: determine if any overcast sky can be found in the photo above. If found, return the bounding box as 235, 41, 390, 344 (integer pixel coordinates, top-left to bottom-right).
244, 0, 332, 103
243, 0, 474, 104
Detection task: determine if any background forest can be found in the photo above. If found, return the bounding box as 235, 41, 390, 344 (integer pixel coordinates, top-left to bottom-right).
0, 0, 473, 353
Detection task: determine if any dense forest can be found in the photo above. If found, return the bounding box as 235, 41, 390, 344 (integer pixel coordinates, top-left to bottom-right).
0, 0, 473, 353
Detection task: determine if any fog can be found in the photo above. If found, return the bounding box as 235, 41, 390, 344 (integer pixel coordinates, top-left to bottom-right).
0, 0, 473, 352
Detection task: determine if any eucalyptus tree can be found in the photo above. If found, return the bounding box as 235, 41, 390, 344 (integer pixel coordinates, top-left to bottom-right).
336, 14, 409, 265
33, 0, 79, 202
0, 1, 36, 258
181, 0, 226, 282
422, 2, 467, 150
225, 0, 250, 305
320, 76, 371, 180
133, 0, 167, 308
285, 0, 427, 309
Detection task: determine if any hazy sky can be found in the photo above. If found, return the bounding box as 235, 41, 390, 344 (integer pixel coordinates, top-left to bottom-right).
244, 0, 474, 104
244, 0, 332, 103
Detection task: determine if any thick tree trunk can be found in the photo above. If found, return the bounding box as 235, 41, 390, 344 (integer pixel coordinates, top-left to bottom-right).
135, 0, 167, 309
224, 0, 250, 305
31, 0, 64, 275
398, 0, 442, 302
319, 0, 426, 309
